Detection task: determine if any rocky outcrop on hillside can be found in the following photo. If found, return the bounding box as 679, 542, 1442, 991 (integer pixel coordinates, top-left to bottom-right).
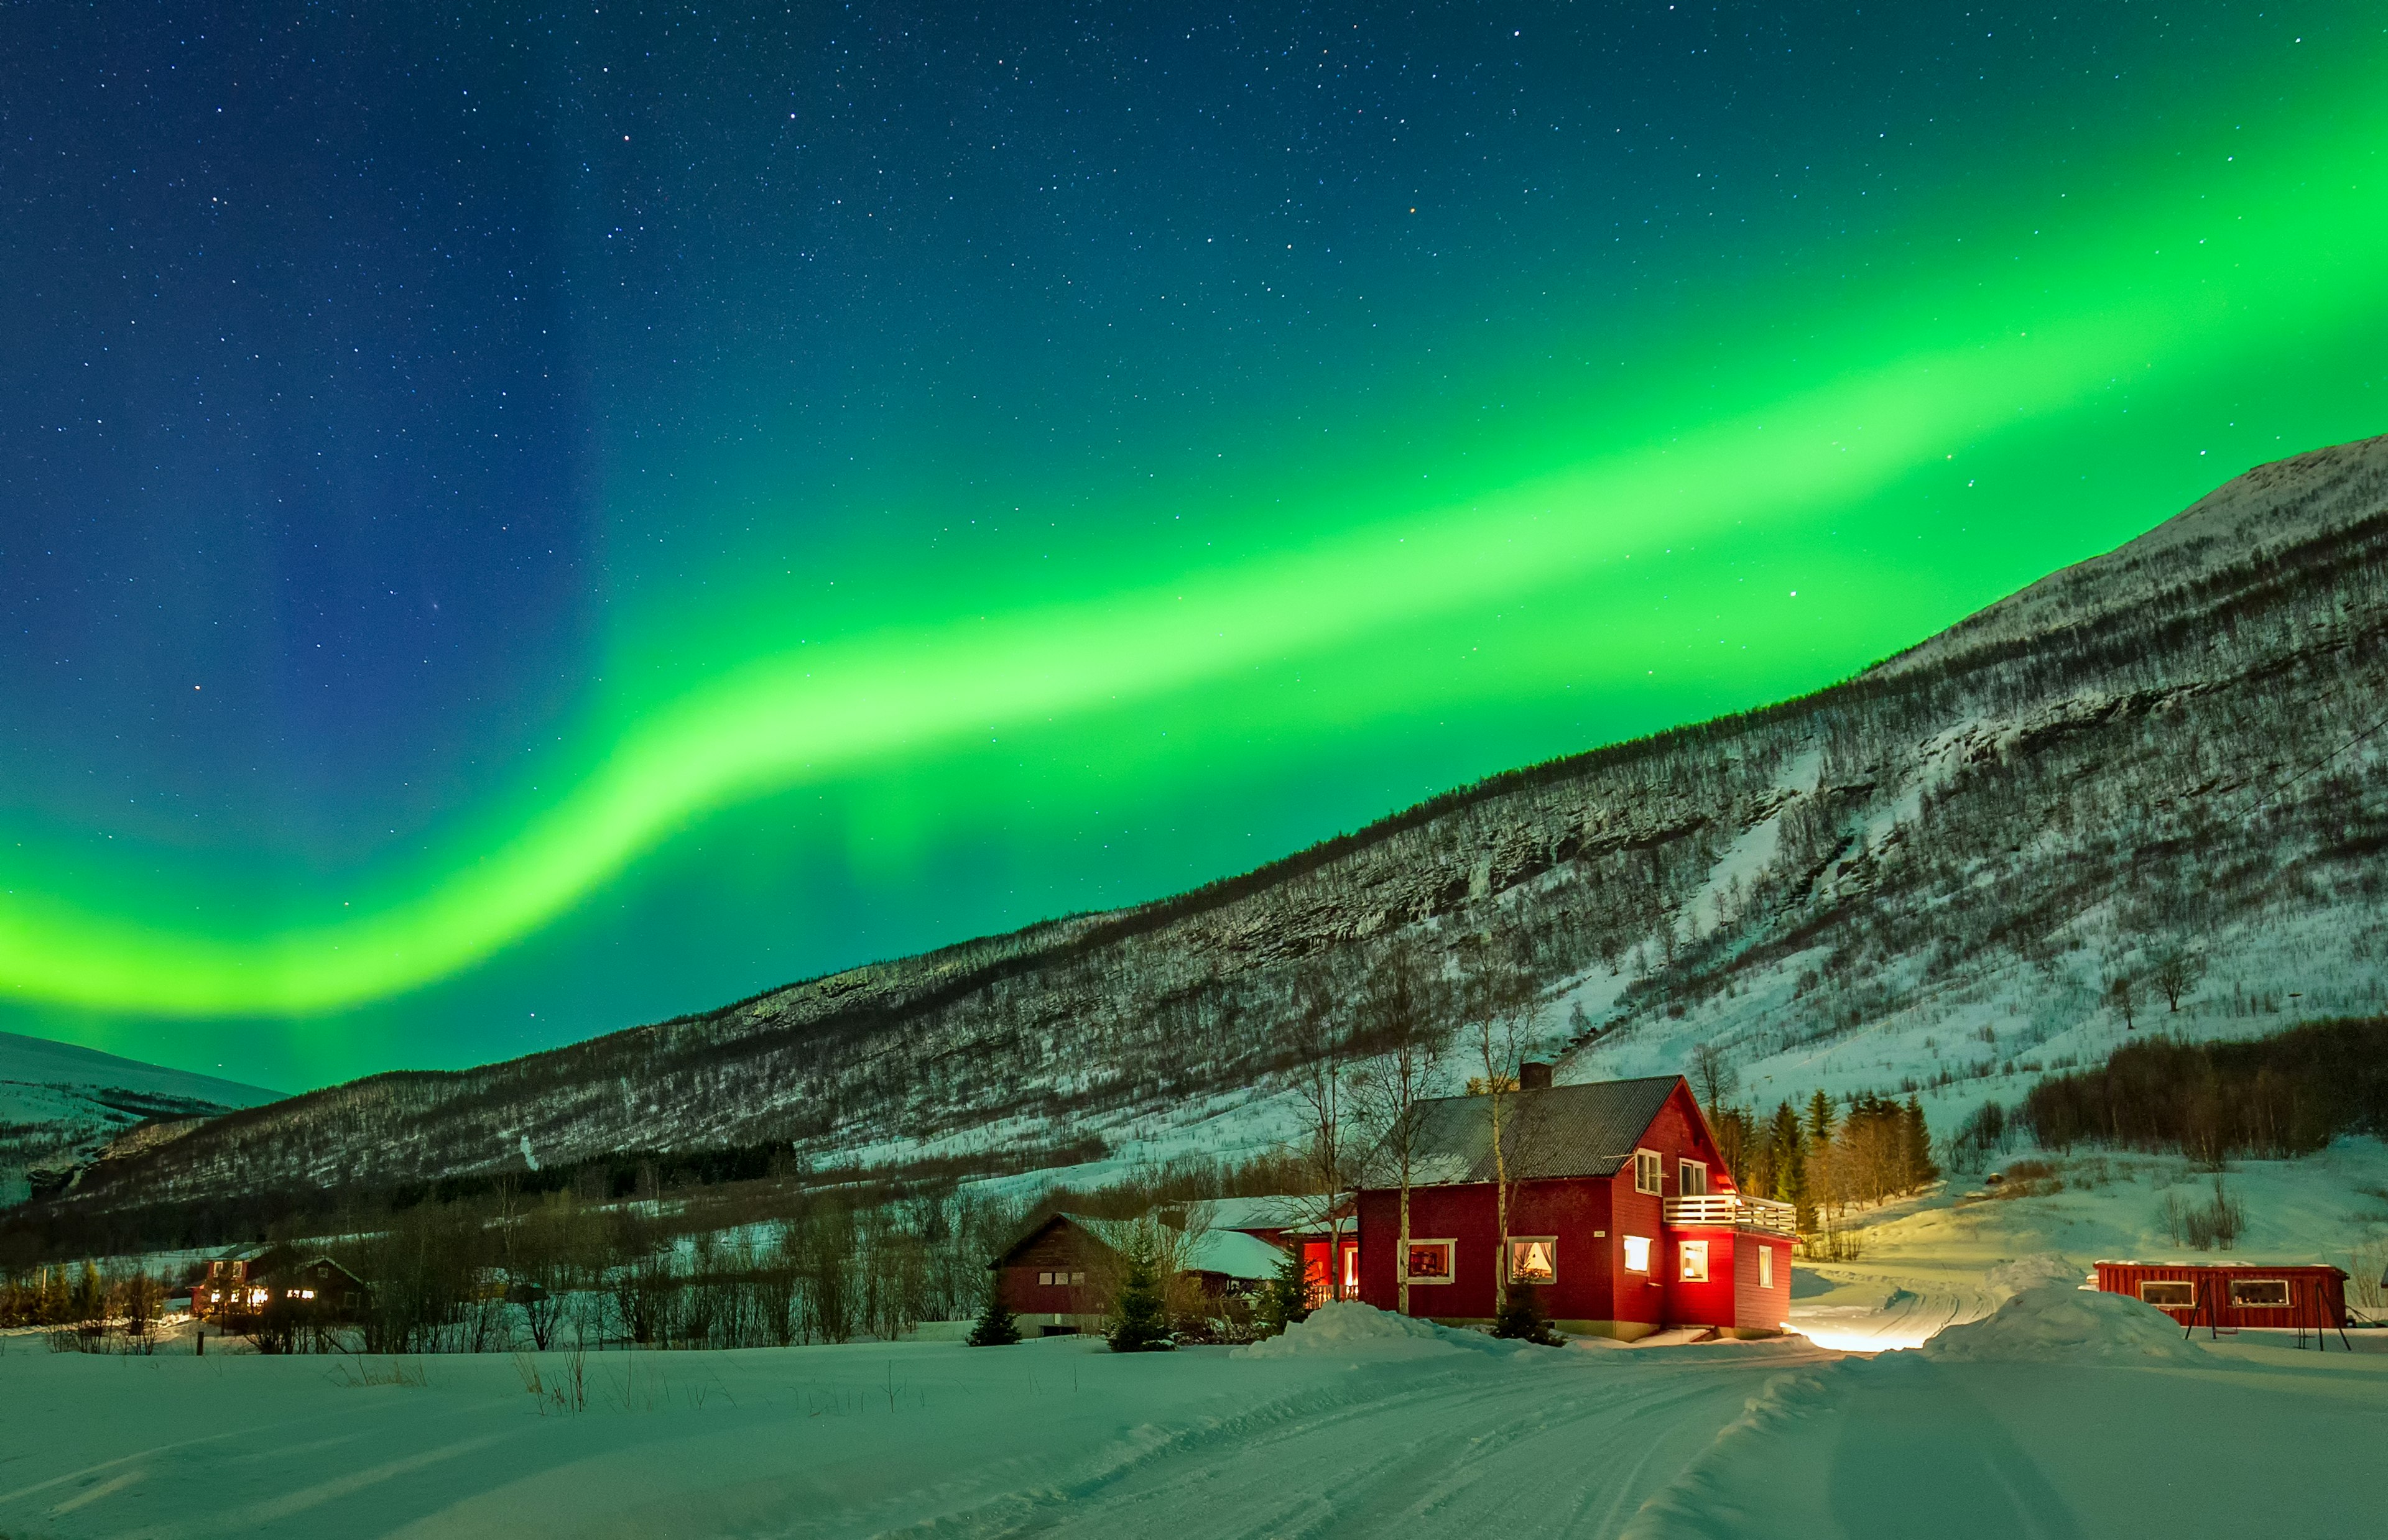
57, 435, 2388, 1213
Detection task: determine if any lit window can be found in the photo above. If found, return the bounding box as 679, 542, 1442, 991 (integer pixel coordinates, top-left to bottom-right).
1623, 1235, 1652, 1273
1678, 1161, 1706, 1197
2229, 1278, 2291, 1307
1507, 1237, 1558, 1284
1405, 1241, 1455, 1282
1634, 1150, 1663, 1195
1680, 1241, 1710, 1282
2139, 1280, 2194, 1307
1759, 1245, 1774, 1290
1070, 1271, 1086, 1285
1037, 1271, 1054, 1286
1343, 1247, 1358, 1290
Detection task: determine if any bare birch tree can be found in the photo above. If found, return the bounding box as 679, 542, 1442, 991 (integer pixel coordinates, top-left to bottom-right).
1286, 972, 1353, 1298
1350, 946, 1445, 1315
1460, 933, 1535, 1278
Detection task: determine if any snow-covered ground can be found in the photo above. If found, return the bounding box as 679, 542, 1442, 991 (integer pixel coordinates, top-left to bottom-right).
3, 1289, 2380, 1539
1789, 1137, 2388, 1350
9, 1140, 2382, 1538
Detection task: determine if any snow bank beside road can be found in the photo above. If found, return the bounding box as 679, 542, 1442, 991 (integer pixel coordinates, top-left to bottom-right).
1232, 1301, 1470, 1359
1920, 1265, 2206, 1365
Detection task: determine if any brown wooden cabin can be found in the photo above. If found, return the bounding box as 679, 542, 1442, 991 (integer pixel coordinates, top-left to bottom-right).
988, 1212, 1284, 1335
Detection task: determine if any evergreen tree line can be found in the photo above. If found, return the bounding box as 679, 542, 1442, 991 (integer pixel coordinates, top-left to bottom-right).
1708, 1088, 1938, 1234
2020, 1017, 2388, 1161
0, 1259, 168, 1340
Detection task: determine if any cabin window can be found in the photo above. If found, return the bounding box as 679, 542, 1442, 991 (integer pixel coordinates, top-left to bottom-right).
2229, 1278, 2291, 1307
1405, 1240, 1456, 1283
1634, 1149, 1664, 1195
1507, 1237, 1558, 1284
1679, 1161, 1707, 1197
1343, 1248, 1359, 1291
1759, 1245, 1774, 1289
2139, 1280, 2195, 1307
1623, 1235, 1652, 1273
1680, 1241, 1710, 1282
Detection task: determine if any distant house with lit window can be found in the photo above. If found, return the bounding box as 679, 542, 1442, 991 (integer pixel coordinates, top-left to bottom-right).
1355, 1068, 1794, 1340
190, 1250, 367, 1324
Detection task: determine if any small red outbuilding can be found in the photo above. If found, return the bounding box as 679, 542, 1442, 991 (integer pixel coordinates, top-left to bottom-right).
2093, 1260, 2349, 1337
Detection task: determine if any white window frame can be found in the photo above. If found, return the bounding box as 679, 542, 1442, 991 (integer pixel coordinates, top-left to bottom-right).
1037, 1270, 1056, 1286
1506, 1235, 1560, 1286
1758, 1244, 1774, 1290
1401, 1238, 1458, 1284
1634, 1148, 1664, 1196
2228, 1278, 2292, 1308
1678, 1159, 1707, 1197
1622, 1235, 1652, 1273
1680, 1240, 1710, 1283
2138, 1279, 2195, 1308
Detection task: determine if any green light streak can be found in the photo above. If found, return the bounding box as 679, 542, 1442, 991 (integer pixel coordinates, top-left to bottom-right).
4, 82, 2383, 1019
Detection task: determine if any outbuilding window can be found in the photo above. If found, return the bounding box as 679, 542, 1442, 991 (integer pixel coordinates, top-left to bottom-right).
1623, 1235, 1652, 1273
1680, 1241, 1710, 1282
1678, 1160, 1707, 1196
1404, 1240, 1456, 1283
1634, 1149, 1664, 1195
2229, 1278, 2291, 1307
2139, 1280, 2195, 1307
1507, 1237, 1558, 1284
1759, 1245, 1774, 1289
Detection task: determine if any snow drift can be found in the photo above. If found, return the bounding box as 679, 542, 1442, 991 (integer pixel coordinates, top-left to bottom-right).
1233, 1301, 1468, 1359
1918, 1267, 2206, 1364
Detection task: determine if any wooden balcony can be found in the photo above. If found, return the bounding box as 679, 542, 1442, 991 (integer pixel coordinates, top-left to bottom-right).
1662, 1193, 1797, 1235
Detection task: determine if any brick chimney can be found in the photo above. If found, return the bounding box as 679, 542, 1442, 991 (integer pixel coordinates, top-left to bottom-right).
1518, 1060, 1554, 1091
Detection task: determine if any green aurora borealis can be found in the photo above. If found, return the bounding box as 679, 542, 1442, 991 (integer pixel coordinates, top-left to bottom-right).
6, 4, 2386, 1087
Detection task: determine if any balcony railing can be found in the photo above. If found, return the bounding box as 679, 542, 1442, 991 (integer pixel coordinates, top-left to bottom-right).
1663, 1194, 1797, 1234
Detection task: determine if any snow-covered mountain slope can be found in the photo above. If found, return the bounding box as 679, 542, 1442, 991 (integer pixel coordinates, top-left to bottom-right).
0, 1031, 281, 1204
48, 433, 2388, 1216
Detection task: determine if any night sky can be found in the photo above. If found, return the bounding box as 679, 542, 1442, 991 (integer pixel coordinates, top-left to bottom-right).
5, 3, 2384, 1090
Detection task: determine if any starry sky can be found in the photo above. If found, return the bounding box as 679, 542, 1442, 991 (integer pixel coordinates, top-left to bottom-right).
5, 2, 2385, 1092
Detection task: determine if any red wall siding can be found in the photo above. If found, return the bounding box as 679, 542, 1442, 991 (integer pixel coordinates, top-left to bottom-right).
1358, 1178, 1621, 1322
1733, 1233, 1793, 1332
1664, 1228, 1739, 1327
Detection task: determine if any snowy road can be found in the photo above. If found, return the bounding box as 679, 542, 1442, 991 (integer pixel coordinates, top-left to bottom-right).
0, 1334, 1821, 1539
7, 1303, 2387, 1539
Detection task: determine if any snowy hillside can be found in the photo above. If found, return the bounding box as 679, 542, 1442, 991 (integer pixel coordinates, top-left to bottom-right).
0, 1031, 280, 1206
45, 433, 2388, 1215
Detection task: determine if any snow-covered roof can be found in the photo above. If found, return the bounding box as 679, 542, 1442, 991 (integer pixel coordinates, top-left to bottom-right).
1187, 1194, 1319, 1233
1180, 1228, 1290, 1282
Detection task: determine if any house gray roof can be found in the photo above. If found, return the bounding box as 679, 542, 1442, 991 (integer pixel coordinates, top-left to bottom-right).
1362, 1075, 1687, 1188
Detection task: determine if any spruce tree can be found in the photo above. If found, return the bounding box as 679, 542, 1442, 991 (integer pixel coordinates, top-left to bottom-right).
1257, 1245, 1312, 1335
1107, 1243, 1175, 1353
1902, 1095, 1940, 1191
1805, 1088, 1838, 1150
1491, 1280, 1563, 1345
967, 1273, 1020, 1347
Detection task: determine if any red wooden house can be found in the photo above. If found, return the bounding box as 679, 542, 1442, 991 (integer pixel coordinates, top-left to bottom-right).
2093, 1260, 2350, 1342
1356, 1068, 1795, 1339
